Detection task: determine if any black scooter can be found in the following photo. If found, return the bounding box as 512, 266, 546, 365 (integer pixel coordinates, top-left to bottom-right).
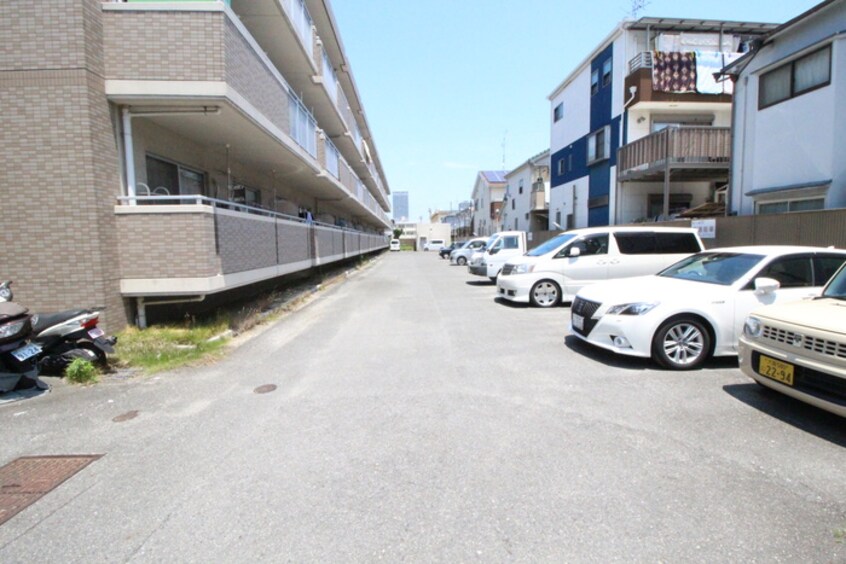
0, 301, 43, 392
0, 281, 117, 375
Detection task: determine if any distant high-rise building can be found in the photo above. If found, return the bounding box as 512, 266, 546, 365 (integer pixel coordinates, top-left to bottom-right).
393, 191, 409, 221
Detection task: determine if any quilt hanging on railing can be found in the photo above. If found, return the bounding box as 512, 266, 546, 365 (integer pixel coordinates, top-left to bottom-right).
652, 51, 697, 93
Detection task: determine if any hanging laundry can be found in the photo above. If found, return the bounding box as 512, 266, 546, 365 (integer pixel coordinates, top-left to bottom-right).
694, 51, 726, 94
652, 51, 697, 93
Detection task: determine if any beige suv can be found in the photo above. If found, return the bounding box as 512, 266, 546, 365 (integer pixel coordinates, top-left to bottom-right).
739, 262, 846, 417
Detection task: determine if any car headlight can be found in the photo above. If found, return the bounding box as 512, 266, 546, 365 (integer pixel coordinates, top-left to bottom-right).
511, 263, 534, 274
743, 316, 763, 338
606, 302, 658, 316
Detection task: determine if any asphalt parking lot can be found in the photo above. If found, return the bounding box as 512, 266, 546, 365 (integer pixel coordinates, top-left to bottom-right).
1, 250, 844, 561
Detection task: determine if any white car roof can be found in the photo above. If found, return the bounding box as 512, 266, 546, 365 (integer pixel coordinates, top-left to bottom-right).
701, 245, 846, 256
554, 226, 700, 236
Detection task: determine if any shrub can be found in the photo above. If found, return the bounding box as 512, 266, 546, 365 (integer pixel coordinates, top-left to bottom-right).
65, 358, 98, 384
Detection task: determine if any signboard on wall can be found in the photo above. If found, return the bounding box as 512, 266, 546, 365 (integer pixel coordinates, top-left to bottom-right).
691, 218, 716, 239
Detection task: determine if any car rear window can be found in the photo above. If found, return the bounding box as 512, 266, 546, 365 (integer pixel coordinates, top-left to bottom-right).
614, 232, 701, 254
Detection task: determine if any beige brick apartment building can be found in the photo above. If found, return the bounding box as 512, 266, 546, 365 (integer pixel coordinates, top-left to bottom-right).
0, 0, 392, 329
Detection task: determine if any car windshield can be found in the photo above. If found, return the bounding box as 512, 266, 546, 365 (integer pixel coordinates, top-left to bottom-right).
658, 252, 765, 286
526, 233, 576, 257
822, 264, 846, 300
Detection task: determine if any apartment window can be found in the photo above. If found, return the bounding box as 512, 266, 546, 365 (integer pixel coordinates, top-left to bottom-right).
568, 153, 573, 171
145, 155, 205, 197
558, 158, 565, 175
587, 126, 610, 164
511, 198, 515, 210
759, 45, 831, 109
514, 219, 519, 230
519, 179, 524, 194
591, 69, 599, 95
757, 198, 825, 214
555, 210, 562, 229
602, 58, 612, 87
553, 103, 564, 122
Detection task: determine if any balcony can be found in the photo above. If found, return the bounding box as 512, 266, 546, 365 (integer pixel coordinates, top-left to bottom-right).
115, 195, 387, 300
530, 190, 547, 211
624, 54, 732, 107
102, 3, 390, 228
617, 127, 731, 182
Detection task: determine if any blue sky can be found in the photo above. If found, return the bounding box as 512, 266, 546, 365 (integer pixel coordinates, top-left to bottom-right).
332, 0, 820, 222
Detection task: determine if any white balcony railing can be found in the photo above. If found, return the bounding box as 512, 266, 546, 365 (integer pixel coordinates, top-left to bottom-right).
289, 93, 317, 158
628, 52, 654, 74
322, 50, 339, 105
281, 0, 314, 63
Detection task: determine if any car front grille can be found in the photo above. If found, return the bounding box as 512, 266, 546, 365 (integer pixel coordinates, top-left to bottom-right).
571, 297, 601, 337
501, 264, 514, 276
751, 351, 846, 407
762, 325, 846, 360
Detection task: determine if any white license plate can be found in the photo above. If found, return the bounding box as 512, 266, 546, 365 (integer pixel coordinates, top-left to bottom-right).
11, 342, 41, 362
572, 313, 584, 330
88, 328, 104, 339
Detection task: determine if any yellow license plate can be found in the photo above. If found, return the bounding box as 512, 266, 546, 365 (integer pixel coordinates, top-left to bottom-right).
758, 355, 794, 386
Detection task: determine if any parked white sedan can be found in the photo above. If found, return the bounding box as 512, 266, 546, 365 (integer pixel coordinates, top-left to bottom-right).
570, 246, 846, 370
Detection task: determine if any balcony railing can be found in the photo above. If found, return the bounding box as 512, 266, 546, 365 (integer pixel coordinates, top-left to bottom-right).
618, 127, 731, 176
628, 52, 654, 74
531, 191, 546, 211
280, 0, 314, 64
115, 196, 386, 286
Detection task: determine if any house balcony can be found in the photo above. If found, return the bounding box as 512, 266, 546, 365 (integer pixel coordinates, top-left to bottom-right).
624, 56, 732, 107
617, 126, 732, 182
115, 195, 387, 303
530, 190, 547, 211
102, 2, 390, 228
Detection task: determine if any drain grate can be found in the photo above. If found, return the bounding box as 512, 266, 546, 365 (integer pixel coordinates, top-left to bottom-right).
0, 455, 102, 526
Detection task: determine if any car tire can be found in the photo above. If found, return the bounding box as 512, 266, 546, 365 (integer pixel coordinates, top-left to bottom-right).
529, 280, 561, 308
652, 316, 712, 370
457, 256, 467, 266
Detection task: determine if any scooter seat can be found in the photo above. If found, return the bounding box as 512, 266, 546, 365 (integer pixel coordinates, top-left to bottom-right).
31, 310, 92, 334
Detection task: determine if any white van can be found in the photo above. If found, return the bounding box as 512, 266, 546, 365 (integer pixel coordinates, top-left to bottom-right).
496, 226, 704, 307
423, 239, 446, 251
389, 239, 401, 251
468, 231, 527, 281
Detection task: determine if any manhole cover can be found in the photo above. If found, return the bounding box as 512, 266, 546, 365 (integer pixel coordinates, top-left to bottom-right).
254, 384, 277, 394
0, 455, 102, 526
112, 410, 139, 423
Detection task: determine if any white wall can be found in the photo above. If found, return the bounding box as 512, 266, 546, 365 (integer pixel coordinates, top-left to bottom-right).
730, 2, 846, 215
550, 66, 592, 151
548, 177, 590, 229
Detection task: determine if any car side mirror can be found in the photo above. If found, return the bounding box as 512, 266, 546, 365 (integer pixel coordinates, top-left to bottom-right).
489, 247, 500, 255
568, 247, 581, 257
754, 277, 781, 295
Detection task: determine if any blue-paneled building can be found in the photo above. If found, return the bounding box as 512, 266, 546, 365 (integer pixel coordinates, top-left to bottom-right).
547, 18, 776, 229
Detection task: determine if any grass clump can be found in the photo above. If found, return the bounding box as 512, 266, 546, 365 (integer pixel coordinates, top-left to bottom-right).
65, 358, 98, 384
113, 316, 230, 374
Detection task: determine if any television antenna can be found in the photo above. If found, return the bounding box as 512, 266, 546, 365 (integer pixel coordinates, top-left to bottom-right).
630, 0, 650, 18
